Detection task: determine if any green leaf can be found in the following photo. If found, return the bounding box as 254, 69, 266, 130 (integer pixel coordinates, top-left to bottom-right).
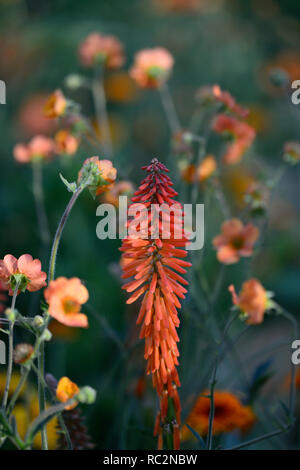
185, 424, 206, 449
59, 173, 77, 193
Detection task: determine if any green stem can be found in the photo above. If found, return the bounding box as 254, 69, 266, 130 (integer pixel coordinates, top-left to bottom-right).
92, 66, 113, 157
159, 82, 181, 135
2, 284, 19, 409
32, 160, 50, 246
48, 186, 83, 282
6, 368, 30, 416
227, 425, 291, 450
38, 342, 48, 449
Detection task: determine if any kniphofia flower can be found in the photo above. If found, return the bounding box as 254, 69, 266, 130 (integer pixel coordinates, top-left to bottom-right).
213, 113, 256, 165
44, 277, 89, 328
213, 218, 259, 264
78, 32, 125, 69
182, 390, 255, 439
44, 89, 67, 118
130, 48, 174, 89
0, 254, 47, 294
120, 158, 191, 449
229, 279, 269, 325
13, 135, 55, 163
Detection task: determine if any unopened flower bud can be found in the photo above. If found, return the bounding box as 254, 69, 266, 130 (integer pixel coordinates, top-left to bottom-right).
65, 74, 86, 90
76, 386, 97, 405
5, 308, 17, 322
40, 328, 52, 342
13, 343, 34, 365
33, 315, 44, 328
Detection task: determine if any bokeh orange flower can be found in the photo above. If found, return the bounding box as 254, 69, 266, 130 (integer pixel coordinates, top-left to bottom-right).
102, 180, 134, 207
0, 254, 47, 294
130, 48, 174, 89
55, 129, 79, 156
78, 32, 125, 69
182, 391, 255, 438
44, 89, 67, 119
197, 155, 217, 182
17, 93, 55, 136
56, 377, 79, 410
229, 279, 268, 325
44, 277, 89, 328
213, 219, 259, 264
14, 135, 55, 163
213, 113, 256, 164
283, 141, 300, 165
0, 281, 8, 313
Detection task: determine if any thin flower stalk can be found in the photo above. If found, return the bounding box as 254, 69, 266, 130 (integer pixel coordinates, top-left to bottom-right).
120, 158, 191, 449
32, 160, 50, 246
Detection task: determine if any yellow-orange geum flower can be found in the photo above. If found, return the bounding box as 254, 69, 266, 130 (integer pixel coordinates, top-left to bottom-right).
229, 279, 268, 325
56, 377, 79, 410
55, 129, 79, 156
197, 155, 217, 182
44, 89, 67, 118
182, 391, 255, 439
130, 48, 174, 89
213, 219, 259, 264
44, 277, 89, 328
78, 156, 117, 195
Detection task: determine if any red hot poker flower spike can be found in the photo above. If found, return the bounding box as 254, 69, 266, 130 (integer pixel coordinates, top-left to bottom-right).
120, 158, 191, 450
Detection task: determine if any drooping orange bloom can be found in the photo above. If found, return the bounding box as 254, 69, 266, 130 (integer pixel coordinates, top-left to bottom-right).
229, 279, 268, 325
56, 377, 80, 410
120, 158, 191, 450
213, 219, 259, 264
102, 181, 134, 207
130, 48, 174, 89
213, 113, 256, 164
0, 254, 47, 295
197, 154, 217, 182
44, 89, 67, 119
55, 129, 80, 156
78, 32, 125, 69
78, 156, 117, 195
182, 391, 255, 439
283, 141, 300, 165
44, 277, 89, 328
14, 135, 55, 163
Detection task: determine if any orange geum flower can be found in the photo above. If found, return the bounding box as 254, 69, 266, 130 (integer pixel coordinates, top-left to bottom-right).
213, 218, 259, 264
56, 377, 80, 410
102, 181, 134, 207
182, 391, 255, 439
14, 135, 55, 163
130, 48, 174, 89
213, 113, 256, 165
229, 279, 269, 325
78, 32, 125, 69
0, 254, 47, 294
78, 156, 117, 196
55, 129, 79, 156
44, 89, 67, 118
44, 277, 89, 328
197, 154, 217, 182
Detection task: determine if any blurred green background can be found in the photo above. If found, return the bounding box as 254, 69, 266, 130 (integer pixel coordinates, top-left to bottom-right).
1, 0, 300, 450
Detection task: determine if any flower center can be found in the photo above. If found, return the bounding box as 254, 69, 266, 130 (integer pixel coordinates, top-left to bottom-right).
231, 236, 244, 250
63, 299, 80, 314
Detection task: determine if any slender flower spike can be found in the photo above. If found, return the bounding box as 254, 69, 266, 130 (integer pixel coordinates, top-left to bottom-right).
130, 48, 174, 89
120, 158, 191, 449
56, 377, 80, 410
229, 279, 270, 325
44, 277, 89, 328
0, 254, 47, 294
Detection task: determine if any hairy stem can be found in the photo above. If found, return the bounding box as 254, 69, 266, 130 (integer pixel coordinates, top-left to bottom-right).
92, 66, 113, 157
159, 82, 181, 135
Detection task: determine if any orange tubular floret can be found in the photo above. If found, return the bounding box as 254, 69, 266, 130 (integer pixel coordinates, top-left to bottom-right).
120, 158, 191, 450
